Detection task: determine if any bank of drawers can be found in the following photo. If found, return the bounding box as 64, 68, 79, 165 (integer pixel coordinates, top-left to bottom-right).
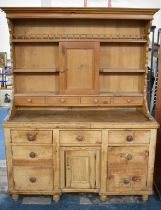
11, 130, 53, 191
14, 96, 143, 106
107, 129, 150, 192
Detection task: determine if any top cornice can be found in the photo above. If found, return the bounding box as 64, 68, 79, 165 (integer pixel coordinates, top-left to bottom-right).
1, 7, 159, 20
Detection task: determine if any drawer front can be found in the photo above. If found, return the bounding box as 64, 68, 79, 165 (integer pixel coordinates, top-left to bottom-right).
60, 130, 102, 144
13, 166, 53, 191
114, 97, 143, 106
81, 97, 111, 106
108, 130, 150, 144
107, 146, 148, 191
15, 96, 45, 106
11, 130, 52, 144
47, 96, 80, 105
107, 169, 147, 191
12, 145, 52, 161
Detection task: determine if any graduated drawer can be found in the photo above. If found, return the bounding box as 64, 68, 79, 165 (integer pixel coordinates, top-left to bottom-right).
13, 166, 53, 191
12, 145, 52, 161
108, 130, 150, 144
47, 96, 80, 105
60, 130, 102, 144
11, 130, 52, 144
15, 96, 45, 106
113, 97, 143, 105
81, 96, 111, 106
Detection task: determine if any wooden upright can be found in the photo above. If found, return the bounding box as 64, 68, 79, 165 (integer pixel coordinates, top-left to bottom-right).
1, 7, 159, 202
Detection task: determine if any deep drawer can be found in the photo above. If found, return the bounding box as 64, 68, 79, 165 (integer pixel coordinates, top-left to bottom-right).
13, 166, 53, 191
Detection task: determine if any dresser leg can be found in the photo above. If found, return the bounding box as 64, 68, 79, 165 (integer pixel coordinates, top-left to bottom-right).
100, 195, 107, 202
12, 194, 19, 201
142, 195, 148, 202
53, 194, 60, 203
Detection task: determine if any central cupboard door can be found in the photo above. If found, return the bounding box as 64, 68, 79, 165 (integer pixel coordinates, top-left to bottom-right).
61, 148, 100, 189
59, 42, 99, 94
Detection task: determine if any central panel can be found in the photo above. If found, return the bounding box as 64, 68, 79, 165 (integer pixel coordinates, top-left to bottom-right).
59, 42, 99, 94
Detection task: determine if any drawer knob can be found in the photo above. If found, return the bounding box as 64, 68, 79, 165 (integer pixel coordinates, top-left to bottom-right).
27, 98, 32, 103
76, 135, 84, 141
29, 177, 37, 183
60, 98, 65, 103
126, 135, 133, 142
127, 99, 131, 103
126, 154, 133, 160
27, 133, 36, 141
29, 152, 36, 158
123, 178, 130, 184
93, 99, 99, 103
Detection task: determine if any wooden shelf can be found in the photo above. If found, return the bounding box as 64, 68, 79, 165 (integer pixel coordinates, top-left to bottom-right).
13, 68, 58, 73
12, 39, 147, 43
100, 68, 145, 73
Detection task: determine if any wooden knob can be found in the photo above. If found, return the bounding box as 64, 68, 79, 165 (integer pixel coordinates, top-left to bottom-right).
29, 152, 36, 158
27, 133, 36, 141
29, 177, 37, 183
76, 135, 84, 141
127, 99, 131, 103
93, 98, 99, 103
123, 178, 130, 184
60, 98, 65, 103
27, 98, 32, 103
126, 154, 133, 160
126, 135, 133, 142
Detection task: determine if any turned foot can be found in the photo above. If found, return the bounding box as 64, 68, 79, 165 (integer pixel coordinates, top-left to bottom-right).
142, 195, 148, 202
53, 194, 60, 203
12, 194, 19, 201
100, 195, 107, 202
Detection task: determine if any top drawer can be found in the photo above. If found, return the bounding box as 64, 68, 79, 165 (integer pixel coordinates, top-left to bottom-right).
113, 97, 143, 106
15, 96, 45, 106
60, 130, 102, 144
108, 130, 150, 144
11, 130, 52, 144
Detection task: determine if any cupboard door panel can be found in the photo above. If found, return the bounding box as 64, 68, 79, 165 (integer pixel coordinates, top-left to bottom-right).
59, 42, 99, 94
62, 148, 100, 189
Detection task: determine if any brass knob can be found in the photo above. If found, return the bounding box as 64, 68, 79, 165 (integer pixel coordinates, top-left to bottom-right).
93, 99, 99, 103
126, 154, 133, 160
60, 98, 65, 103
123, 178, 130, 184
29, 177, 37, 183
27, 133, 36, 141
76, 135, 84, 141
126, 135, 133, 142
29, 152, 36, 158
27, 98, 32, 103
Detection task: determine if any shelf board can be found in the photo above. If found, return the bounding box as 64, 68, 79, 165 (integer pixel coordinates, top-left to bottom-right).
13, 68, 58, 73
12, 39, 147, 43
100, 68, 145, 73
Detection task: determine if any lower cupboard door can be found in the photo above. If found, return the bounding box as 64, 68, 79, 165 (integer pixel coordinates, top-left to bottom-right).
13, 166, 53, 191
65, 150, 97, 189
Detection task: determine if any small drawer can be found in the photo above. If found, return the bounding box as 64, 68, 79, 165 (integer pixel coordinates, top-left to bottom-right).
14, 96, 45, 106
12, 145, 52, 161
13, 166, 53, 191
47, 96, 80, 106
113, 97, 143, 105
108, 130, 150, 144
11, 130, 52, 144
81, 97, 111, 106
60, 130, 102, 144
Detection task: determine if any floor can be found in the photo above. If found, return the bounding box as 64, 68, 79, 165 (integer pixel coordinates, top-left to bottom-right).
0, 108, 161, 210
